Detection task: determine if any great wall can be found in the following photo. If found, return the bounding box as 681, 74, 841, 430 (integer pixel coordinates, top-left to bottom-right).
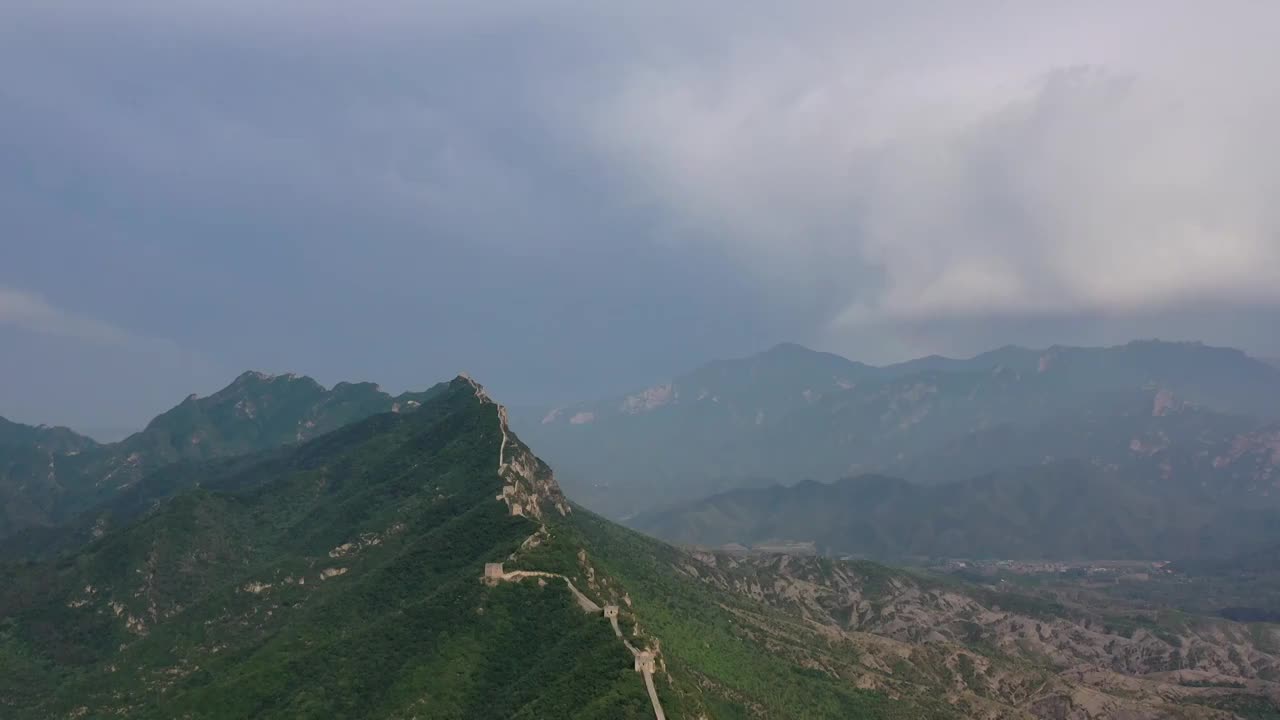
465, 375, 667, 720
484, 562, 666, 720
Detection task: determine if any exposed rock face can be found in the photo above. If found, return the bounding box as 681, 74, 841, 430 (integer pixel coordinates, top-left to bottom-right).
620, 384, 675, 414
1215, 429, 1280, 468
1151, 389, 1178, 416
456, 374, 570, 519
683, 552, 1280, 719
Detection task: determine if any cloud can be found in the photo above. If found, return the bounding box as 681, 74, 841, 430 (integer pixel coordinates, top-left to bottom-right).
587, 2, 1280, 334
0, 285, 136, 344
0, 284, 229, 429
0, 283, 202, 360
2, 0, 1280, 394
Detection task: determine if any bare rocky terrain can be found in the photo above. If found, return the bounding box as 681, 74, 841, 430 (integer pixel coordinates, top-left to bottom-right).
682, 551, 1280, 719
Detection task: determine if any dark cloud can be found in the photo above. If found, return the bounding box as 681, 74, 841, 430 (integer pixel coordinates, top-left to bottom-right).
3, 1, 1278, 427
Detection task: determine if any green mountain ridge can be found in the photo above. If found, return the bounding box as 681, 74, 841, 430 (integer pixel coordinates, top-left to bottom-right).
0, 377, 663, 718
0, 372, 445, 539
0, 376, 952, 718
0, 417, 98, 454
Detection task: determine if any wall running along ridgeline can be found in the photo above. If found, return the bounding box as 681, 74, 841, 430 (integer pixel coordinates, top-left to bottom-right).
464, 375, 666, 720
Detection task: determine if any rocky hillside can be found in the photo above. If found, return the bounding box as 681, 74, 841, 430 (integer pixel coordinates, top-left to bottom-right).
0, 372, 445, 539
516, 340, 1280, 518
680, 551, 1280, 719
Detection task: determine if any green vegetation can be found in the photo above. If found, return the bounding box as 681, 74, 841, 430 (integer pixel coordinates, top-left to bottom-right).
0, 372, 446, 542
567, 510, 959, 718
0, 375, 978, 719
1189, 693, 1280, 719
0, 380, 655, 718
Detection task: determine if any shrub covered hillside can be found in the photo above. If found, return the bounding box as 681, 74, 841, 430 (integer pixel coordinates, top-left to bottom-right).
0, 377, 655, 719
0, 375, 957, 719
0, 372, 447, 541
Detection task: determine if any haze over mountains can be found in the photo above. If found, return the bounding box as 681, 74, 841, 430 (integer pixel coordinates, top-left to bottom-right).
6, 337, 1279, 569
506, 340, 1280, 567
517, 340, 1280, 517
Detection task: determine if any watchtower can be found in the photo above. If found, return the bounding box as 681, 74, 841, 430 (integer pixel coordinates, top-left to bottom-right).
483, 563, 504, 584
603, 605, 619, 619
634, 650, 657, 674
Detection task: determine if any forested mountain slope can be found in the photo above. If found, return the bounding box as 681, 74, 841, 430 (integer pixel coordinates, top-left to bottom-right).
0, 372, 444, 539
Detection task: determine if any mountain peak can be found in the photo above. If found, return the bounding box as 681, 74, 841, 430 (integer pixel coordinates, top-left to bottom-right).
231, 369, 276, 386
452, 373, 570, 519
228, 369, 316, 388
453, 372, 494, 403
762, 341, 818, 355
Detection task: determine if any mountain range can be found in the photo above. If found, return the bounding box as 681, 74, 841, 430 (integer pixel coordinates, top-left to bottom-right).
506, 340, 1280, 566
0, 371, 444, 539
631, 462, 1280, 561
517, 340, 1280, 520
3, 373, 1278, 718
7, 339, 1279, 569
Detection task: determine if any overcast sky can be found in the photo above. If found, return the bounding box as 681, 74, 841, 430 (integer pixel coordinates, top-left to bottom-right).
3, 1, 1279, 433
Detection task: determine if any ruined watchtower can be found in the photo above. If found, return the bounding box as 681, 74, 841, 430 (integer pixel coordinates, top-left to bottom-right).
603, 605, 619, 619
634, 650, 657, 674
483, 563, 505, 585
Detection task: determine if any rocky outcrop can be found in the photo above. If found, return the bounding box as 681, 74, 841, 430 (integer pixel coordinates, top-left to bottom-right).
457, 374, 570, 520
685, 552, 1280, 719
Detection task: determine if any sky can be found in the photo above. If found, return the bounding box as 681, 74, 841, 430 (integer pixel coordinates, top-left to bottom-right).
3, 1, 1279, 433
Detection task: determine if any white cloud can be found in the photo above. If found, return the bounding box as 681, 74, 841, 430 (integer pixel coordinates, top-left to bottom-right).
0, 285, 136, 344
3, 0, 1280, 374
588, 2, 1280, 332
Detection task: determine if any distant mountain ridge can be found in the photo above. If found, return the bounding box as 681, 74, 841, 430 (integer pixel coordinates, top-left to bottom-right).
0, 416, 98, 454
631, 458, 1280, 562
0, 371, 445, 539
516, 339, 1280, 517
